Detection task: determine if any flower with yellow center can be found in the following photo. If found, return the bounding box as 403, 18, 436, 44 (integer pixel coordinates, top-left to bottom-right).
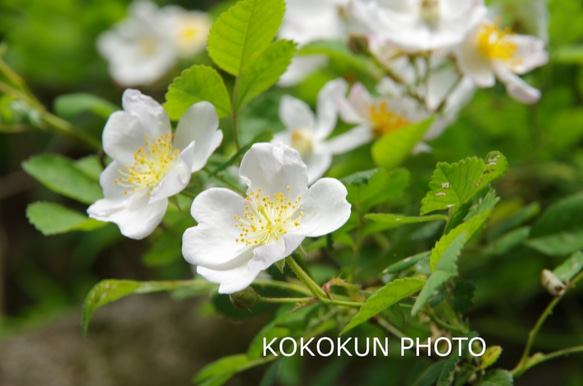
182, 143, 351, 294
368, 100, 411, 137
457, 19, 548, 104
163, 6, 211, 57
88, 89, 223, 240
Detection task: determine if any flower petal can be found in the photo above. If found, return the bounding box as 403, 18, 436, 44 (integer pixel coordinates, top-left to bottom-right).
279, 95, 316, 131
149, 141, 194, 203
249, 234, 304, 271
493, 63, 541, 104
456, 32, 496, 88
507, 34, 548, 74
197, 255, 260, 294
296, 177, 350, 237
278, 56, 327, 87
303, 148, 332, 184
239, 143, 308, 198
324, 125, 372, 154
174, 101, 223, 172
87, 192, 167, 240
315, 78, 347, 140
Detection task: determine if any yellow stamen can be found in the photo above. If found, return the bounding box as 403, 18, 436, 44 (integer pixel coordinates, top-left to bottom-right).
234, 186, 303, 246
477, 21, 519, 64
290, 127, 313, 155
114, 133, 179, 195
368, 100, 411, 137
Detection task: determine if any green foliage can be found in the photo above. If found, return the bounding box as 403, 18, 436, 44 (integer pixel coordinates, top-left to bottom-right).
207, 0, 284, 77
26, 201, 105, 236
342, 168, 410, 212
22, 153, 102, 204
553, 251, 583, 282
164, 65, 232, 120
365, 213, 448, 230
372, 117, 434, 169
526, 193, 583, 256
421, 152, 507, 215
477, 369, 513, 386
53, 93, 118, 120
83, 279, 216, 336
195, 354, 273, 386
341, 277, 425, 334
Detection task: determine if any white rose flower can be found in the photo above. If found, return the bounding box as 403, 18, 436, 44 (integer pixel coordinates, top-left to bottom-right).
456, 19, 548, 104
182, 142, 351, 294
349, 0, 487, 52
162, 6, 212, 58
273, 79, 363, 183
88, 89, 223, 240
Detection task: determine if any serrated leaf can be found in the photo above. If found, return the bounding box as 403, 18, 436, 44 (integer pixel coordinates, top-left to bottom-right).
480, 346, 503, 370
26, 202, 105, 236
384, 251, 430, 275
207, 0, 285, 76
22, 154, 102, 204
83, 279, 215, 335
476, 369, 513, 386
421, 152, 507, 215
526, 193, 583, 256
412, 232, 467, 316
53, 93, 118, 120
341, 277, 425, 334
371, 117, 433, 169
342, 168, 410, 212
553, 251, 583, 283
164, 65, 232, 120
237, 39, 296, 110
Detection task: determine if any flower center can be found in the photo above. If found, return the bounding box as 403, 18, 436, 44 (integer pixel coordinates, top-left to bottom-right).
234, 187, 303, 246
290, 127, 313, 156
139, 37, 158, 56
477, 22, 519, 63
368, 100, 411, 137
115, 133, 179, 195
420, 0, 440, 24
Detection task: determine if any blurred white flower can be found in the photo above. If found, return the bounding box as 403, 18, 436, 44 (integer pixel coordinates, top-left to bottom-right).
349, 0, 487, 52
273, 79, 362, 183
456, 19, 548, 103
97, 1, 175, 86
162, 6, 212, 58
182, 142, 351, 294
88, 89, 222, 239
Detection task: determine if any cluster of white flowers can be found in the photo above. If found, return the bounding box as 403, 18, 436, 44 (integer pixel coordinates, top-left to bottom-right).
97, 1, 211, 86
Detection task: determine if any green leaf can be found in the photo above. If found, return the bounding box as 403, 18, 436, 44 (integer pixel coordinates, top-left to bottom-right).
384, 251, 430, 275
366, 213, 448, 230
553, 251, 583, 283
412, 232, 467, 316
341, 277, 425, 334
207, 0, 285, 76
484, 227, 530, 256
417, 362, 446, 386
53, 93, 118, 120
371, 117, 434, 169
195, 354, 274, 386
342, 168, 410, 212
22, 154, 102, 204
26, 201, 105, 236
237, 39, 296, 110
437, 355, 457, 386
83, 279, 215, 336
526, 192, 583, 256
164, 65, 232, 120
74, 155, 103, 181
421, 152, 507, 215
476, 369, 513, 386
555, 45, 583, 65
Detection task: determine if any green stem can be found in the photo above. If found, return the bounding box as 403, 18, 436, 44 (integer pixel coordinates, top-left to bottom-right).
258, 296, 314, 305
427, 308, 467, 335
374, 316, 406, 339
511, 271, 583, 377
204, 167, 245, 194
253, 279, 312, 297
285, 256, 363, 308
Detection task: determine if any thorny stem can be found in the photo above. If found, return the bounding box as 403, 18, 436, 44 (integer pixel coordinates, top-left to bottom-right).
511, 271, 583, 377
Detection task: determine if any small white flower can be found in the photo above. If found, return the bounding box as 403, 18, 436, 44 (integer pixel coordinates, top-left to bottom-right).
349, 0, 487, 52
88, 89, 223, 240
182, 142, 351, 294
97, 1, 176, 86
162, 6, 212, 58
273, 79, 362, 183
456, 19, 548, 103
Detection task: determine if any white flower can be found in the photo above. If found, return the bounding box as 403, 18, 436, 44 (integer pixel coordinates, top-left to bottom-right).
349, 0, 487, 52
162, 6, 212, 58
88, 89, 223, 240
338, 82, 431, 143
97, 1, 176, 86
273, 79, 362, 183
277, 0, 349, 86
182, 142, 351, 294
456, 19, 548, 103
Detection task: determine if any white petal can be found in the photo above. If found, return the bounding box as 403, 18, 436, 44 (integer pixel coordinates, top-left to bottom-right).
87, 193, 167, 240
296, 178, 350, 237
493, 63, 541, 104
324, 125, 373, 154
507, 34, 548, 74
279, 95, 316, 131
239, 143, 308, 198
122, 89, 171, 138
315, 78, 347, 140
174, 101, 223, 172
456, 32, 496, 88
99, 161, 127, 200
249, 234, 304, 271
345, 83, 374, 122
197, 257, 261, 294
303, 148, 333, 184
149, 141, 194, 203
